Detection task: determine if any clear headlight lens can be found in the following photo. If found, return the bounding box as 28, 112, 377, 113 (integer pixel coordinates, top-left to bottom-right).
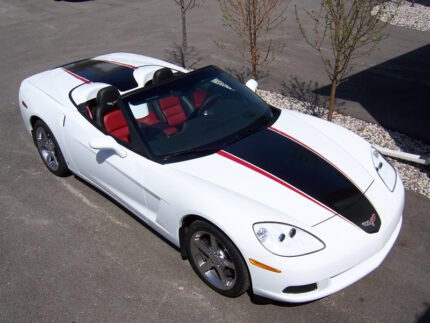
371, 147, 397, 192
253, 222, 325, 257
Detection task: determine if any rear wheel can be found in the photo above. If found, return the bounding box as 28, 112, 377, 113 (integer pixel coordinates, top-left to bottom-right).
185, 220, 250, 297
33, 120, 71, 177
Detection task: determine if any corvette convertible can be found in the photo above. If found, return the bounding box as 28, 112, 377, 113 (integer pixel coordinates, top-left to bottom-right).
19, 53, 404, 303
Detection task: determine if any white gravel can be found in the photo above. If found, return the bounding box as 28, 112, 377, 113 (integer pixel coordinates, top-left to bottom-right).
257, 89, 430, 199
372, 1, 430, 32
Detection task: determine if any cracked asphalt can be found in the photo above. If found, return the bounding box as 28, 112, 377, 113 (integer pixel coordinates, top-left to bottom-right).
0, 1, 429, 322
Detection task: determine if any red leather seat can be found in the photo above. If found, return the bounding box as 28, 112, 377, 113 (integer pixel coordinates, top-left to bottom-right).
138, 111, 160, 126
137, 111, 178, 136
103, 110, 130, 143
158, 96, 187, 127
147, 68, 208, 135
145, 89, 207, 134
96, 86, 130, 143
192, 90, 207, 109
151, 68, 188, 132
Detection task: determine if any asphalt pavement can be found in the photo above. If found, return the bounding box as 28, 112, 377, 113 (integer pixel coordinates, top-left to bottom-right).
0, 1, 429, 322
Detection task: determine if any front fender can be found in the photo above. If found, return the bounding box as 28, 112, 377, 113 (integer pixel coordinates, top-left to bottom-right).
150, 162, 308, 263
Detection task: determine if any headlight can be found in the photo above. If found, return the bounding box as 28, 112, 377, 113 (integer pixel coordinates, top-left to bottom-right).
371, 147, 397, 192
253, 222, 325, 257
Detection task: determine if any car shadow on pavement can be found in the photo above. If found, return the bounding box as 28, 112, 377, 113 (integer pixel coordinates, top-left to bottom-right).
417, 305, 430, 323
408, 0, 430, 6
247, 290, 315, 307
315, 44, 430, 146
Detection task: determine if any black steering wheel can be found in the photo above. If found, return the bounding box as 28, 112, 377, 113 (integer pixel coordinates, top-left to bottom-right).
197, 95, 221, 116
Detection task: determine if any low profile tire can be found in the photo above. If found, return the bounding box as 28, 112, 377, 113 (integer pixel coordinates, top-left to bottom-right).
185, 220, 250, 297
33, 120, 71, 177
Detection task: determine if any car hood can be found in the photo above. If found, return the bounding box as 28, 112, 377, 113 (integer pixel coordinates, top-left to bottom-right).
168, 110, 377, 230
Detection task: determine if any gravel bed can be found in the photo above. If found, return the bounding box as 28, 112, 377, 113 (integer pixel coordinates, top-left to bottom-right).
372, 1, 430, 32
257, 89, 430, 199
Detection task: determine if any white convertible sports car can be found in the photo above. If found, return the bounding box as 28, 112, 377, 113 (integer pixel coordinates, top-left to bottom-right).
19, 53, 404, 303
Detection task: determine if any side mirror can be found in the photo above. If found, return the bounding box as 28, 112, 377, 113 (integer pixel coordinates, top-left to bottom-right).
89, 136, 127, 158
245, 79, 258, 92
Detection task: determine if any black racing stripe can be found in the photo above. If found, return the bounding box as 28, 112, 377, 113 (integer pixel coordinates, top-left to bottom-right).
63, 59, 138, 91
224, 128, 380, 233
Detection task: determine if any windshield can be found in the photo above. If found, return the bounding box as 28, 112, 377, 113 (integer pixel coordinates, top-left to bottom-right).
123, 66, 276, 161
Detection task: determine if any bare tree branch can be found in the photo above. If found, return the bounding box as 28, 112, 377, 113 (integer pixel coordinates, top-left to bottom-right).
171, 0, 205, 68
219, 0, 289, 79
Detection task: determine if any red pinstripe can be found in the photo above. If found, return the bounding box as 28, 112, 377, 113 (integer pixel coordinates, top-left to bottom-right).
62, 68, 89, 83
217, 150, 337, 215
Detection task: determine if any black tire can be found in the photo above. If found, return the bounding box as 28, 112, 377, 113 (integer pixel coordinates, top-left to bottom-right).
32, 120, 71, 177
185, 220, 250, 297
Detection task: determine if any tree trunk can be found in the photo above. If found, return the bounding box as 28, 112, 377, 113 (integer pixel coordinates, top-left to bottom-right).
250, 0, 258, 79
328, 79, 337, 121
181, 0, 188, 68
251, 40, 257, 79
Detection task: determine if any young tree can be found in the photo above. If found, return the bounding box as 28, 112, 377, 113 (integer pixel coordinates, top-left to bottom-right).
167, 0, 203, 68
296, 0, 399, 121
219, 0, 289, 79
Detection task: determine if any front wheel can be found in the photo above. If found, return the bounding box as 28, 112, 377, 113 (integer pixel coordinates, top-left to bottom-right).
185, 220, 250, 297
33, 120, 71, 177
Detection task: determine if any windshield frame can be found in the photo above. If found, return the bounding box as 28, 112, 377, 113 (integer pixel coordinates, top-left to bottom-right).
119, 65, 280, 164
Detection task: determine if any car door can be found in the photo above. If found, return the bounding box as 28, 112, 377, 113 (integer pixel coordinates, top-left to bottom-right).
62, 108, 158, 224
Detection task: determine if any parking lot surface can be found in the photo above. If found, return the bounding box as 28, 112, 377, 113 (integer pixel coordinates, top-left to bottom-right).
0, 1, 429, 322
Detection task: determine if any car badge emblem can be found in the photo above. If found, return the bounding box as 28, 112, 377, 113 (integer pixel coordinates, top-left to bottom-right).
362, 214, 377, 227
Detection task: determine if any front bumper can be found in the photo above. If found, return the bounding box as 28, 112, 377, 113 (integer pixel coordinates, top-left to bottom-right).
247, 170, 404, 303
250, 215, 402, 303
